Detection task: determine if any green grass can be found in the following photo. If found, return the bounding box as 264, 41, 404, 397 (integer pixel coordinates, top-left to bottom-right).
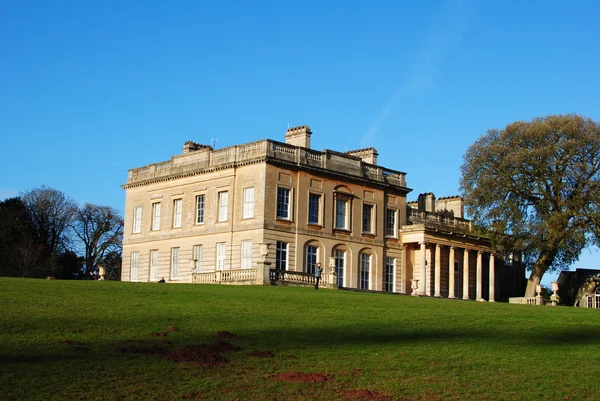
1, 278, 599, 400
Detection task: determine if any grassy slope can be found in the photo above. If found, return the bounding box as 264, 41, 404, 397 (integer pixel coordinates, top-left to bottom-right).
1, 278, 599, 400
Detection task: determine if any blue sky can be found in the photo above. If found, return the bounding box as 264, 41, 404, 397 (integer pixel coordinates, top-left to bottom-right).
1, 0, 599, 282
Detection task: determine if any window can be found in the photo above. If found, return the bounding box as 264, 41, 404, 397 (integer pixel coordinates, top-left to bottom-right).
243, 187, 255, 219
241, 240, 252, 269
196, 195, 205, 224
308, 193, 321, 225
171, 247, 180, 280
306, 245, 318, 274
335, 198, 349, 229
362, 204, 374, 233
173, 199, 182, 228
384, 257, 395, 292
276, 241, 288, 271
149, 250, 158, 281
152, 203, 161, 231
216, 242, 226, 270
133, 206, 142, 233
130, 251, 139, 281
218, 191, 229, 222
360, 252, 371, 290
277, 187, 291, 219
385, 209, 397, 237
335, 249, 345, 287
193, 245, 203, 273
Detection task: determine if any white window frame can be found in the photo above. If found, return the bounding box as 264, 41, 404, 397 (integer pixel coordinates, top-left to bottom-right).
193, 245, 203, 273
335, 248, 345, 288
149, 250, 158, 281
243, 187, 255, 219
384, 257, 395, 292
218, 191, 229, 222
276, 241, 288, 271
362, 203, 375, 234
133, 206, 142, 233
196, 194, 205, 225
306, 245, 319, 274
277, 187, 292, 220
172, 199, 182, 228
152, 203, 161, 231
171, 247, 180, 280
385, 209, 397, 237
130, 252, 139, 281
308, 192, 322, 225
360, 252, 371, 290
335, 198, 349, 230
241, 240, 252, 269
216, 242, 226, 270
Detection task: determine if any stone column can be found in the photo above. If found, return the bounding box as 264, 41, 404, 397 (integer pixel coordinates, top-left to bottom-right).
489, 254, 495, 302
462, 249, 470, 300
476, 251, 483, 301
419, 241, 426, 296
448, 246, 456, 299
434, 244, 442, 297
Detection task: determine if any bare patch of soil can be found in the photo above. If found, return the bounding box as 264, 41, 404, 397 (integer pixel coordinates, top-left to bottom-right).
271, 372, 330, 383
152, 332, 168, 338
212, 331, 238, 339
248, 350, 275, 358
59, 340, 90, 351
182, 392, 204, 399
168, 326, 180, 332
342, 389, 392, 400
165, 341, 241, 368
120, 345, 169, 355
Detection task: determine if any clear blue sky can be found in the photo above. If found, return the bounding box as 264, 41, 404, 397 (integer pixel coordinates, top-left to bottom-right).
1, 0, 599, 283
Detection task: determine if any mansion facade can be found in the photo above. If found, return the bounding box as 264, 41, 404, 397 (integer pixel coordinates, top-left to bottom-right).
121, 126, 524, 301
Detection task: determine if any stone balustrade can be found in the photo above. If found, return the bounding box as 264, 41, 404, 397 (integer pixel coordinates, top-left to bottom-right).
192, 268, 257, 284
509, 297, 545, 305
270, 269, 329, 286
125, 139, 407, 190
407, 209, 474, 233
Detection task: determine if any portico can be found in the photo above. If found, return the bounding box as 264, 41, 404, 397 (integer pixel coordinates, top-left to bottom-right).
400, 225, 497, 302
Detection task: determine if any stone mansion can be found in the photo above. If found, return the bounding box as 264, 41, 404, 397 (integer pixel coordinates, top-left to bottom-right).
121, 126, 525, 301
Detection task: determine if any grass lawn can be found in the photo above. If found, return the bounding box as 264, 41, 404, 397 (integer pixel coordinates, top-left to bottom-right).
1, 278, 599, 400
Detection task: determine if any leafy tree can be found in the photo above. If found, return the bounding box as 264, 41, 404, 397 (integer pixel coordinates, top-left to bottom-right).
460, 114, 600, 296
0, 197, 46, 277
20, 186, 77, 257
72, 203, 123, 279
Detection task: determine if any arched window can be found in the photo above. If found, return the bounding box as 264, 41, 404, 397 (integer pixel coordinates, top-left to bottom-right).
359, 249, 374, 290
332, 244, 349, 288
305, 241, 321, 274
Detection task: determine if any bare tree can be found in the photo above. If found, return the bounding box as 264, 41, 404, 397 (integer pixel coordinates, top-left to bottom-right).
72, 203, 123, 279
20, 186, 77, 257
460, 114, 600, 296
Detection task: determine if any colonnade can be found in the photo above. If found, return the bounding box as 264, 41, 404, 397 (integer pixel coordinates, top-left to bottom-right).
416, 242, 495, 302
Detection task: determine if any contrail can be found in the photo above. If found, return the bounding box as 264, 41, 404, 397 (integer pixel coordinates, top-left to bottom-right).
362, 0, 473, 147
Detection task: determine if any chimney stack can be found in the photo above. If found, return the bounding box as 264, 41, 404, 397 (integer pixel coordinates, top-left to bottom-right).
285, 125, 312, 148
